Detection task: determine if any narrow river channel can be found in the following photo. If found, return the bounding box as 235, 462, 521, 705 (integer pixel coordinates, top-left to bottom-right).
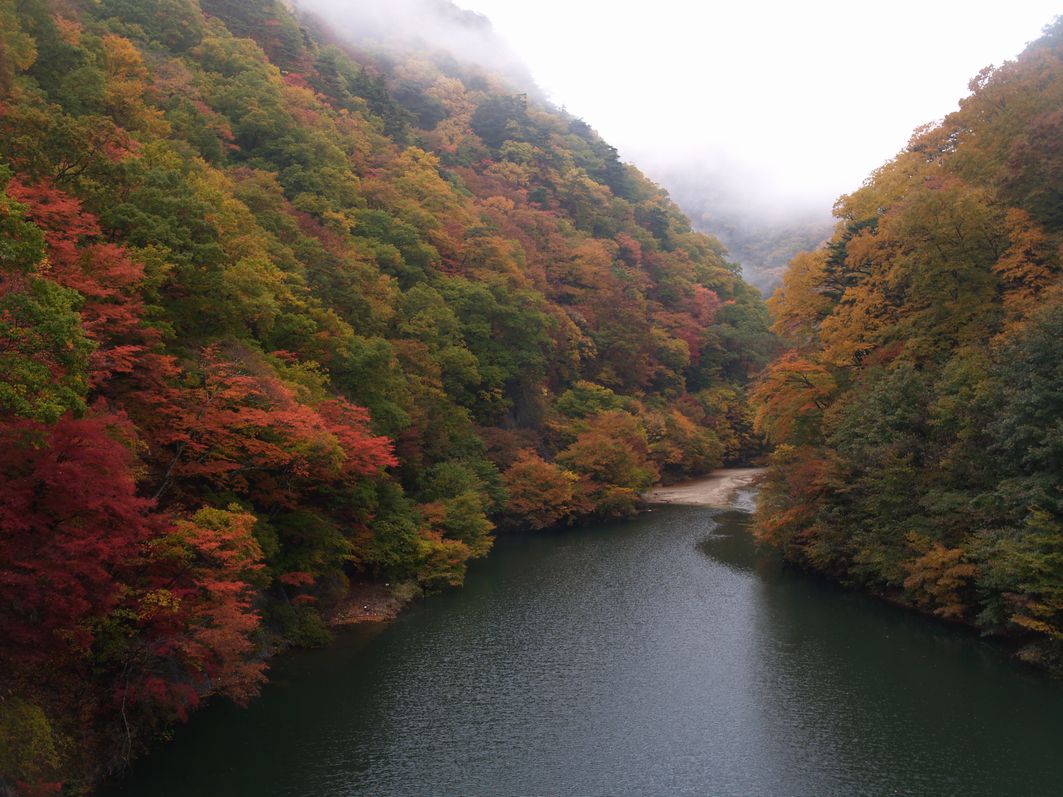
102, 492, 1063, 796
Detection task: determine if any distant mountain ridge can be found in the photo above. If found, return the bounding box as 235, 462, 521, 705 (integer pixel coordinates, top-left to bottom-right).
639, 161, 833, 294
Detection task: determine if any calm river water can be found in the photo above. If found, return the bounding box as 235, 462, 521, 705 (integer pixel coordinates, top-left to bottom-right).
102, 494, 1063, 796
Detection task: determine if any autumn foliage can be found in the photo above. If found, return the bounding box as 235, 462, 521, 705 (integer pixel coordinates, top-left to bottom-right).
0, 413, 151, 664
754, 19, 1063, 673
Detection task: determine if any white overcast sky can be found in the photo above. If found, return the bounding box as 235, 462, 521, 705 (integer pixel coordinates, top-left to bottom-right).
453, 1, 1061, 212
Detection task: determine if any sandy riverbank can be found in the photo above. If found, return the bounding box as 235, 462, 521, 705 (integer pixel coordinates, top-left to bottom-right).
643, 467, 765, 507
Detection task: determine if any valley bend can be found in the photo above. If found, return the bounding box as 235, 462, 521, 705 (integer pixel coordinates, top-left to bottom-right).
1, 1, 1061, 795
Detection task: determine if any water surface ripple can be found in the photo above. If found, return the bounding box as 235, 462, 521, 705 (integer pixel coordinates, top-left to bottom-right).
103, 499, 1063, 796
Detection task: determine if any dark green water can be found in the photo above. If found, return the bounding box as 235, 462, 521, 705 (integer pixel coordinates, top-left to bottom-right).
102, 496, 1063, 796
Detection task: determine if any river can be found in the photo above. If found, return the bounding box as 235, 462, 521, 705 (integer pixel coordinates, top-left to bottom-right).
101, 490, 1063, 796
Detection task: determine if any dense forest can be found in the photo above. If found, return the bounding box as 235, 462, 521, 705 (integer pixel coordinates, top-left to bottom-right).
0, 0, 774, 790
755, 20, 1063, 673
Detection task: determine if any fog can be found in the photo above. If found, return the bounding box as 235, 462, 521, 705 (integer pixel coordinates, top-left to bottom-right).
294, 0, 537, 91
292, 0, 1060, 287
452, 0, 1060, 221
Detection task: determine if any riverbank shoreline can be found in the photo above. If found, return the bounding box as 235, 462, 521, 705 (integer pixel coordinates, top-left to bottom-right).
103, 483, 1063, 797
327, 468, 767, 629
327, 468, 767, 630
643, 467, 765, 507
329, 580, 419, 627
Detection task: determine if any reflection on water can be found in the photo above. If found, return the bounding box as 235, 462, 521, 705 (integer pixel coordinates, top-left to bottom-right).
102, 504, 1063, 797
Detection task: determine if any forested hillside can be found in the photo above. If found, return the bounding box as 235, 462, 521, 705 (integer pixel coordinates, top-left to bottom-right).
755, 20, 1063, 671
0, 0, 772, 789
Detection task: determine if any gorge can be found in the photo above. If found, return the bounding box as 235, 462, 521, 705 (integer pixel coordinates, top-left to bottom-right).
2, 0, 1063, 793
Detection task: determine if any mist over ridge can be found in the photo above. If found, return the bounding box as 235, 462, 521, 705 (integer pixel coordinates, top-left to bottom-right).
630, 154, 833, 293
292, 0, 538, 93
287, 0, 832, 290
290, 0, 1055, 293
365, 0, 1057, 289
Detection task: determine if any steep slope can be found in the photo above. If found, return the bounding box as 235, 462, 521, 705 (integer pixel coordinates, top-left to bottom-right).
755, 19, 1063, 672
0, 0, 772, 789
